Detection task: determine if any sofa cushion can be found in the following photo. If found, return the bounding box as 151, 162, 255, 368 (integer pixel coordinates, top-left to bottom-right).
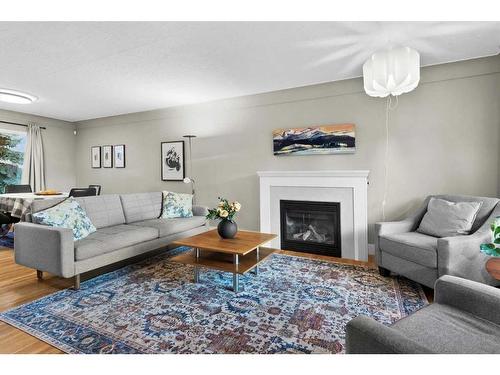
74, 195, 126, 229
120, 192, 162, 223
161, 191, 193, 219
131, 216, 206, 237
392, 304, 500, 354
32, 197, 96, 241
379, 232, 438, 268
429, 195, 499, 233
74, 224, 158, 261
417, 197, 482, 237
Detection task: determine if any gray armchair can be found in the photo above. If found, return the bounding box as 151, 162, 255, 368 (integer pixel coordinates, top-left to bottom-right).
376, 194, 500, 288
346, 275, 500, 353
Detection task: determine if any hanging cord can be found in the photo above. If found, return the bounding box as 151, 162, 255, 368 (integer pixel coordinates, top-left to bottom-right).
381, 95, 398, 221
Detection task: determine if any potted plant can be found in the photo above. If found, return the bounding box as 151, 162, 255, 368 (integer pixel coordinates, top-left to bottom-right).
206, 197, 241, 239
480, 216, 500, 257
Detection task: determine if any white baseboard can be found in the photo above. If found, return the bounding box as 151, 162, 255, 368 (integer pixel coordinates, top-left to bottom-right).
368, 243, 375, 255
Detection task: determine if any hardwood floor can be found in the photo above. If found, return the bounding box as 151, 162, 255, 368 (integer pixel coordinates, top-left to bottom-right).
0, 245, 431, 354
0, 247, 70, 353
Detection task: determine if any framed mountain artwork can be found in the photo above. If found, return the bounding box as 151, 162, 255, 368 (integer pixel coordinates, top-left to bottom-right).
161, 141, 185, 181
273, 123, 356, 156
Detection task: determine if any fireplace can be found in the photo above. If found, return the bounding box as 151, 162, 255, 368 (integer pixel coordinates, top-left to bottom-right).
280, 200, 341, 257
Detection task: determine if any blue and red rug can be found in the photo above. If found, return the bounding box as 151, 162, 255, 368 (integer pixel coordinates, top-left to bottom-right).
0, 248, 427, 353
0, 232, 14, 249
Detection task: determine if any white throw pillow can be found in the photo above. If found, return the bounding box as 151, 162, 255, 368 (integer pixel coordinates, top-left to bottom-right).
32, 197, 97, 241
160, 191, 193, 219
417, 197, 482, 238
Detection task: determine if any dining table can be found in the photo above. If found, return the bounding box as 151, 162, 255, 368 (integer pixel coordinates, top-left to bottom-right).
0, 192, 69, 220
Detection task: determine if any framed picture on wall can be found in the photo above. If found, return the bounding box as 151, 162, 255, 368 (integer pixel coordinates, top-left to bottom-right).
91, 146, 101, 168
161, 141, 185, 181
102, 145, 113, 168
114, 144, 126, 168
273, 123, 356, 156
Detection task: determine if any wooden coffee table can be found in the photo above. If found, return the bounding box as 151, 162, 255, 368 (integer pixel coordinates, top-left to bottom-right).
171, 229, 277, 292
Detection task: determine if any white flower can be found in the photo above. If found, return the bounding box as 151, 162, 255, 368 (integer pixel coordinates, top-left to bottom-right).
233, 201, 241, 211
218, 201, 224, 207
219, 209, 229, 218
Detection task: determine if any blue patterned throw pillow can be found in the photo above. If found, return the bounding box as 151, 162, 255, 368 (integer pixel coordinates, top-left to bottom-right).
161, 191, 193, 219
32, 197, 97, 241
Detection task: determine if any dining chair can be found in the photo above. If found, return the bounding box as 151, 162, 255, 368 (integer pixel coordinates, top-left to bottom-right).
0, 212, 20, 238
4, 184, 32, 194
69, 188, 98, 197
88, 184, 102, 195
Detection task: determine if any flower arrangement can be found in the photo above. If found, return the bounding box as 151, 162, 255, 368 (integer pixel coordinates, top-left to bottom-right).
207, 197, 242, 238
480, 216, 500, 257
206, 197, 241, 221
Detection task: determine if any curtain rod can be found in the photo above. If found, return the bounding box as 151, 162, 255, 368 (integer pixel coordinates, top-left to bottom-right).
0, 120, 46, 130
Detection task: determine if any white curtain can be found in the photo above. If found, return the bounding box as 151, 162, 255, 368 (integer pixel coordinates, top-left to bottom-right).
21, 123, 46, 192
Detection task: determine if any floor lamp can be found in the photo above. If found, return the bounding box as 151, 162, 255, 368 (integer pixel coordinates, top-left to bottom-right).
183, 134, 197, 204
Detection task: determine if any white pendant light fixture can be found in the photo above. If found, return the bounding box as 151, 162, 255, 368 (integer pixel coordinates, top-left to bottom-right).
363, 46, 420, 98
0, 88, 38, 104
362, 46, 420, 221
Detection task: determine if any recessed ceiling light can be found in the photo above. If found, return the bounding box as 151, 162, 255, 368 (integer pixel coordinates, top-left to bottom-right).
0, 88, 38, 104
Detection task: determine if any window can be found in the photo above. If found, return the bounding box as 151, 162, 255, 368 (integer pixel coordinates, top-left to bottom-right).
0, 127, 27, 193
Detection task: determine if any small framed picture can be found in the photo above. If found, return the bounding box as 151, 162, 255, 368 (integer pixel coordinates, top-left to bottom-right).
91, 146, 101, 168
102, 145, 113, 168
114, 144, 126, 168
161, 141, 185, 181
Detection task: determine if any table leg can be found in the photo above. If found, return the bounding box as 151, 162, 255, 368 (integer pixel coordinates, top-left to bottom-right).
194, 247, 200, 283
233, 254, 239, 292
233, 273, 239, 292
253, 247, 260, 275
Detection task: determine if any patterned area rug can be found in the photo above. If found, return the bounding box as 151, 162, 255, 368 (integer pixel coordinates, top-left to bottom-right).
0, 232, 14, 249
0, 247, 427, 354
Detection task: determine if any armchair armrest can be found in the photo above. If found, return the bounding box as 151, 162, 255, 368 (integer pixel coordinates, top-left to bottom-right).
375, 197, 430, 237
192, 205, 208, 217
437, 229, 495, 283
14, 222, 75, 278
435, 275, 500, 326
346, 316, 432, 354
375, 219, 417, 237
375, 219, 420, 265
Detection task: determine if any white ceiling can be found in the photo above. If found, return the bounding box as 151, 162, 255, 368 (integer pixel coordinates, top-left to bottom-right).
1, 22, 499, 122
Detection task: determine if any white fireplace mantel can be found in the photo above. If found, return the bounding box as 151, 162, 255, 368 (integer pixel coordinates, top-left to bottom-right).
258, 170, 369, 261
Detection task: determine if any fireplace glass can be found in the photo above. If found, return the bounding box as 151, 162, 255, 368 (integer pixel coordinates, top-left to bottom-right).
280, 200, 341, 257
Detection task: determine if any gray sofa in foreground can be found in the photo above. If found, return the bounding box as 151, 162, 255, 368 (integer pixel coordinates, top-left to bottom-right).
14, 192, 209, 289
346, 275, 500, 353
376, 194, 500, 288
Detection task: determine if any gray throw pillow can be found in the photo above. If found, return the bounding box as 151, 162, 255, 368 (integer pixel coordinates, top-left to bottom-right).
417, 197, 482, 238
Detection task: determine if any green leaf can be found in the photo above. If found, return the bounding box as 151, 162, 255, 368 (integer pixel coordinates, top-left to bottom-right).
480, 243, 500, 256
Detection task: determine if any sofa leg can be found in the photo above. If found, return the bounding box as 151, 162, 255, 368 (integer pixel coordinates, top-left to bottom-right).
74, 274, 80, 290
36, 270, 43, 280
378, 267, 391, 277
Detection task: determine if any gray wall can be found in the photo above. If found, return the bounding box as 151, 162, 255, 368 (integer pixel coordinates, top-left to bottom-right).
75, 56, 500, 242
0, 109, 77, 191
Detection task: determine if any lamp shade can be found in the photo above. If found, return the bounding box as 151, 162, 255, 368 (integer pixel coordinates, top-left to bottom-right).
363, 47, 420, 97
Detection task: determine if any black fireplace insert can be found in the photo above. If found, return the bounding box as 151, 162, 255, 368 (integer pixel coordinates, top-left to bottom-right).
280, 200, 341, 257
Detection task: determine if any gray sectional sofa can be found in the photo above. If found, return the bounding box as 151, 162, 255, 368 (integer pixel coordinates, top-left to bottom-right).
14, 192, 209, 289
